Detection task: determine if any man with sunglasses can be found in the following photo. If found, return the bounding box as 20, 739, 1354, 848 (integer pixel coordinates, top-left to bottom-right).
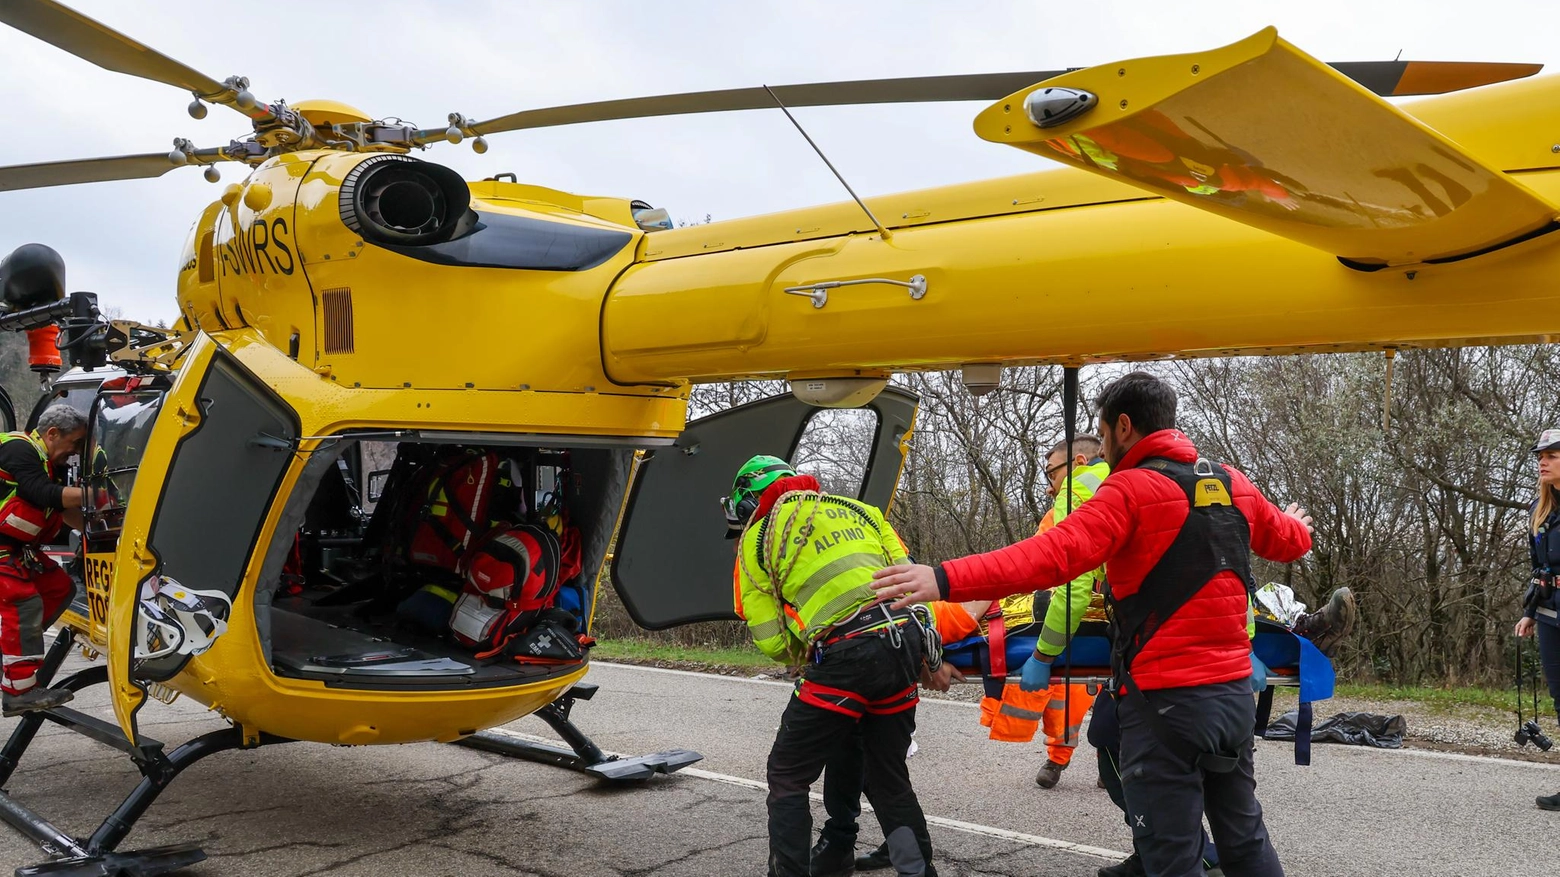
1013, 435, 1110, 790
725, 454, 937, 877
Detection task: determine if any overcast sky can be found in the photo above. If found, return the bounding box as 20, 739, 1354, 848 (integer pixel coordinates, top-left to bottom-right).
2, 0, 1558, 322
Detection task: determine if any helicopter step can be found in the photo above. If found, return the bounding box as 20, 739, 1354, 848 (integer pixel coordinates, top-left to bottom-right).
0, 630, 295, 877
453, 682, 703, 782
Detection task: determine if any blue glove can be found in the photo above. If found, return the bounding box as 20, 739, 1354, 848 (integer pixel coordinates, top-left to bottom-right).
1249, 652, 1269, 693
1019, 653, 1053, 692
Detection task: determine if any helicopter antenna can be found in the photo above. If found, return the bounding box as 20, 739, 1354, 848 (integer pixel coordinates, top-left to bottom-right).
762, 85, 892, 241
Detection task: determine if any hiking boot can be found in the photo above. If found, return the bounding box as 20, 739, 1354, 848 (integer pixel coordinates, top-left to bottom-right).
1098, 853, 1147, 877
2, 687, 73, 717
1292, 587, 1357, 657
811, 835, 855, 877
1035, 759, 1068, 789
854, 842, 890, 871
1538, 792, 1560, 811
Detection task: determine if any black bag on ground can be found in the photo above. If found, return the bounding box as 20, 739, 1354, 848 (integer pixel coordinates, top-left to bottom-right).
1264, 711, 1406, 748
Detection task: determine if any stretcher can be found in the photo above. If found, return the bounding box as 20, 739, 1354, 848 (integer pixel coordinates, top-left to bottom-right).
941, 619, 1335, 764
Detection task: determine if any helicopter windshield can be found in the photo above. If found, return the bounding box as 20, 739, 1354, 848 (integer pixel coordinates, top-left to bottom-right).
84, 390, 164, 543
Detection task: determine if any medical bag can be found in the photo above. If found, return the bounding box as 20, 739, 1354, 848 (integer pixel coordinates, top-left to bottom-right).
449, 523, 563, 655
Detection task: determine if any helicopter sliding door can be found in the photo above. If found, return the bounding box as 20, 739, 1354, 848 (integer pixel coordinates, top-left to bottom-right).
611, 387, 917, 629
105, 333, 300, 744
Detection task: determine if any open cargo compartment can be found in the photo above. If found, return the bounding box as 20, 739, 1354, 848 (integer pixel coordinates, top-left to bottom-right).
252, 432, 632, 690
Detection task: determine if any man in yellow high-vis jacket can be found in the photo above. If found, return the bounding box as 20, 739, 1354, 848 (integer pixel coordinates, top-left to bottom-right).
1021, 435, 1110, 789
727, 455, 935, 877
0, 404, 86, 716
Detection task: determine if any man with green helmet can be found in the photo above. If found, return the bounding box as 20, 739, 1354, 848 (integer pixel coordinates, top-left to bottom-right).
727, 454, 936, 877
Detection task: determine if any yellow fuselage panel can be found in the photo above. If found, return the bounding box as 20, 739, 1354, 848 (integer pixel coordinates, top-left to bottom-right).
166, 647, 586, 745
176, 152, 676, 400
638, 167, 1146, 260
211, 154, 314, 356
217, 327, 687, 439
604, 167, 1560, 381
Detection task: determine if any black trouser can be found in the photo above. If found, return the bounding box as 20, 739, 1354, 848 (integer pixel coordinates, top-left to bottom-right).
821, 722, 865, 848
1536, 619, 1560, 726
1088, 689, 1220, 870
767, 631, 932, 877
1118, 679, 1282, 877
822, 724, 942, 877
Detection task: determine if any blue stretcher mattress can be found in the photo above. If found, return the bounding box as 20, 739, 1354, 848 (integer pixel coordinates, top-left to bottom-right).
942, 619, 1335, 705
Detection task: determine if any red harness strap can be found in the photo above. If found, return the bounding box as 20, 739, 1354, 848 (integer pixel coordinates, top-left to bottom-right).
798, 679, 921, 718
984, 605, 1008, 678
864, 684, 919, 716
797, 680, 869, 718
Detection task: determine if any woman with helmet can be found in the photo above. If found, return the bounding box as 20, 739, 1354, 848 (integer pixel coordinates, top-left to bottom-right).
1516, 428, 1560, 811
725, 454, 936, 877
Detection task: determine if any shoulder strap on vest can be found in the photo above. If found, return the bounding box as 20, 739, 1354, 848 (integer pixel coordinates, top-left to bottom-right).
1108, 455, 1255, 773
1108, 457, 1254, 682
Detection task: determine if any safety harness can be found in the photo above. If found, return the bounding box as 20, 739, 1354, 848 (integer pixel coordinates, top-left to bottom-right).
744, 486, 931, 717
1107, 456, 1255, 774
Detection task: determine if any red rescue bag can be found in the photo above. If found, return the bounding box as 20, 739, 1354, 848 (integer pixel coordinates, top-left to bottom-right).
449, 524, 562, 655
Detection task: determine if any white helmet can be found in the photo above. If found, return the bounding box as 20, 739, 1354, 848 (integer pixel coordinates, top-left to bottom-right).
134, 575, 232, 661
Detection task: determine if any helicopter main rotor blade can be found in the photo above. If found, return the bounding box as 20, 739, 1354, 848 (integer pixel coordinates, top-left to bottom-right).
0, 153, 183, 192
0, 0, 270, 119
0, 0, 224, 95
470, 60, 1542, 136
469, 72, 1073, 135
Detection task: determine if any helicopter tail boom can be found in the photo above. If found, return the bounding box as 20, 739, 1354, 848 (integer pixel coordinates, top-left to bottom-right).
602, 161, 1560, 384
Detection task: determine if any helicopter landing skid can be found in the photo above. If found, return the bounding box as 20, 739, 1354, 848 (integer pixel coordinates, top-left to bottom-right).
0, 630, 294, 877
11, 843, 205, 877
454, 682, 703, 782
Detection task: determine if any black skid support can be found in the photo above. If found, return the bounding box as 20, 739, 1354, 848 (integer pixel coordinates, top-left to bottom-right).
0, 632, 295, 876
454, 683, 702, 782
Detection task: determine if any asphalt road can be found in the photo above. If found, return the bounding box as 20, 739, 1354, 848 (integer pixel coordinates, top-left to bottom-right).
0, 658, 1556, 876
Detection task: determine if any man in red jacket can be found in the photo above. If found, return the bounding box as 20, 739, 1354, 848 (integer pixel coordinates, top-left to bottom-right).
873, 372, 1312, 877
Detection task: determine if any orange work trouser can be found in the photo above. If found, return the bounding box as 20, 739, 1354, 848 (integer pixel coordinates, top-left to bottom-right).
982, 681, 1097, 765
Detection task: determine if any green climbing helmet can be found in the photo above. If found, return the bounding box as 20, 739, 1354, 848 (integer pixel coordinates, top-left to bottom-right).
722, 454, 796, 535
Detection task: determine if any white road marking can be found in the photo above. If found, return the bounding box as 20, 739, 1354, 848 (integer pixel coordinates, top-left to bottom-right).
484, 727, 1129, 863
1352, 744, 1560, 771
597, 663, 1560, 768
590, 661, 979, 708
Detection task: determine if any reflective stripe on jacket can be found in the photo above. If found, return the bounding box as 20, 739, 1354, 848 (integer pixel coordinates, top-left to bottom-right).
734, 477, 910, 664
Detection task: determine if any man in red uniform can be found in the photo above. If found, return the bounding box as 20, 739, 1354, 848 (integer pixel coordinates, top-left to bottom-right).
0, 404, 86, 716
873, 372, 1312, 877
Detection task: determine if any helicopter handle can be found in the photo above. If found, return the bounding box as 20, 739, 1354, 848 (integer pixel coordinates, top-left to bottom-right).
782, 274, 929, 309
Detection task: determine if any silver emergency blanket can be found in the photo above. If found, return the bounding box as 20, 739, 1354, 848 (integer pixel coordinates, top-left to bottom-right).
1254, 582, 1308, 627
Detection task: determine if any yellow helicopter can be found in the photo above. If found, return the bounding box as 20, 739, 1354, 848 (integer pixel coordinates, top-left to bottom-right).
0, 0, 1556, 872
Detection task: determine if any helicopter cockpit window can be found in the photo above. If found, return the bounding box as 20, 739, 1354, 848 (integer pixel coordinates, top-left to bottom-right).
83, 390, 164, 543
26, 383, 102, 432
